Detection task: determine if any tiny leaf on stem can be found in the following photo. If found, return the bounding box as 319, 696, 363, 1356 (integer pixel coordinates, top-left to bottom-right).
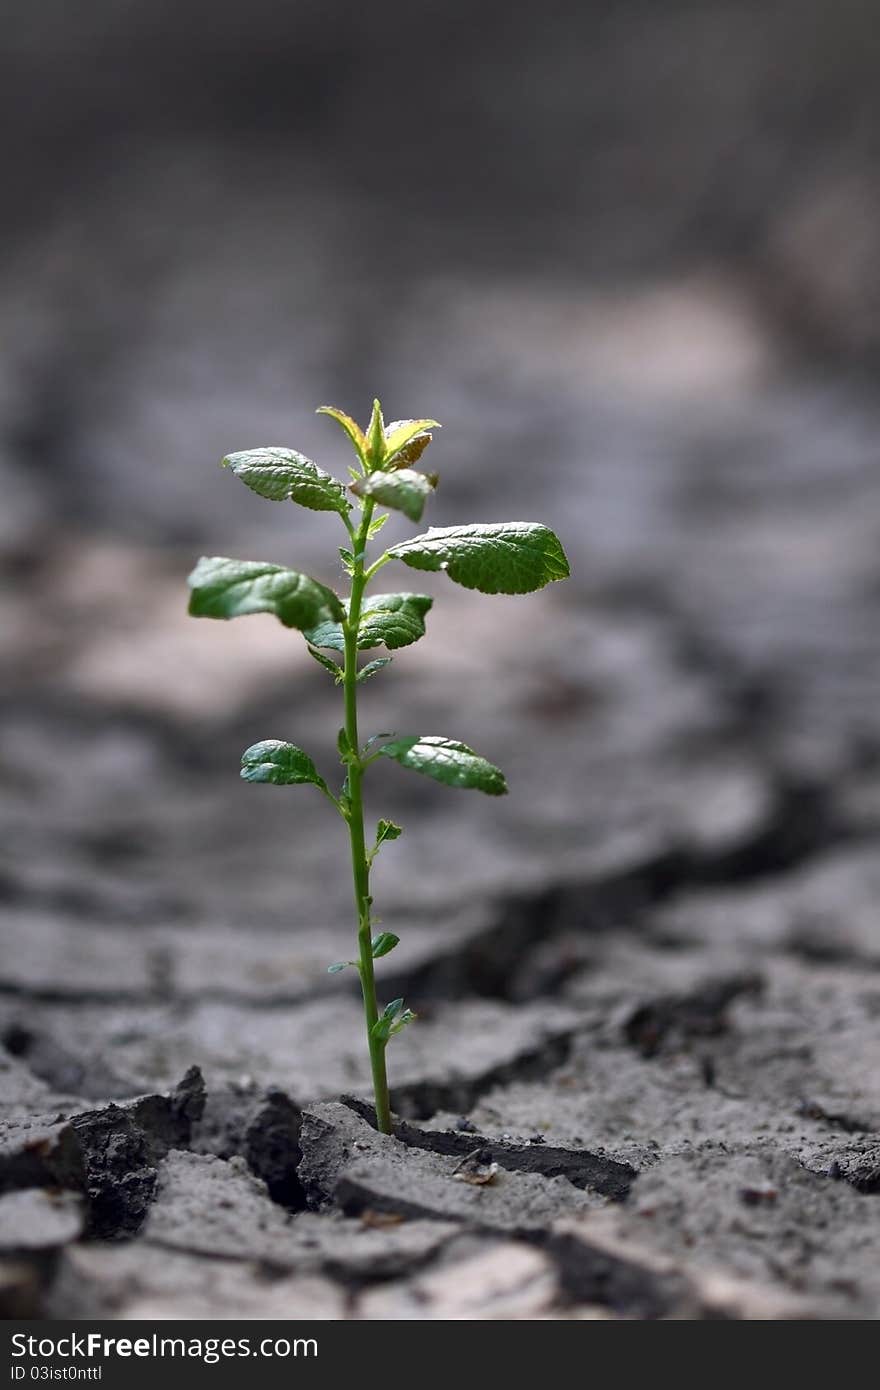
241, 740, 329, 793
307, 644, 343, 679
387, 523, 570, 595
371, 932, 400, 958
368, 816, 402, 865
357, 657, 392, 683
222, 448, 350, 515
389, 1008, 416, 1036
351, 468, 437, 523
367, 513, 390, 539
379, 735, 508, 795
371, 996, 407, 1043
364, 733, 395, 752
188, 557, 344, 629
375, 818, 403, 844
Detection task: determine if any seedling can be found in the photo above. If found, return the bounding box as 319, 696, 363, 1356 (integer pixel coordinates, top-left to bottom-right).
188, 402, 570, 1133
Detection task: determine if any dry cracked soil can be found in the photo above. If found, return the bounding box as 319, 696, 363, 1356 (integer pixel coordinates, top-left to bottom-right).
1, 178, 880, 1318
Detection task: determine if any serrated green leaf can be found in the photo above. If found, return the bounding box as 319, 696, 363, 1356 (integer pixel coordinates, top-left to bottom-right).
307, 644, 342, 679
371, 932, 400, 959
240, 740, 328, 793
222, 448, 350, 515
387, 523, 570, 595
359, 593, 433, 649
317, 405, 368, 467
383, 418, 440, 468
395, 436, 433, 467
338, 547, 356, 576
300, 618, 343, 652
337, 727, 353, 760
188, 557, 344, 629
304, 593, 433, 654
378, 735, 508, 795
357, 657, 392, 683
351, 468, 437, 523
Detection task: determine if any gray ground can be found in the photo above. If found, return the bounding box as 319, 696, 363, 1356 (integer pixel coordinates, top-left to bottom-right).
2, 0, 880, 1320
2, 269, 879, 1315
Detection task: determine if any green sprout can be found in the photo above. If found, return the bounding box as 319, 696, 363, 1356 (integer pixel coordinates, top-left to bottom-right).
187, 401, 570, 1133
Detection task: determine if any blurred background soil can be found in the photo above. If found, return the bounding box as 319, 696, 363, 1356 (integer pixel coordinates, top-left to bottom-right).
0, 0, 878, 1318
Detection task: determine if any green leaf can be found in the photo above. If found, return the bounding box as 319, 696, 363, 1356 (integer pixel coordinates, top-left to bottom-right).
307, 644, 342, 680
188, 557, 344, 629
395, 436, 433, 467
305, 592, 433, 653
240, 740, 328, 793
357, 657, 392, 683
222, 448, 350, 515
367, 512, 390, 539
364, 733, 394, 752
372, 996, 406, 1043
383, 419, 440, 468
366, 398, 385, 468
372, 997, 416, 1042
378, 736, 508, 795
327, 961, 351, 974
375, 819, 403, 845
389, 1008, 416, 1036
359, 593, 433, 649
351, 468, 438, 523
387, 523, 570, 595
300, 618, 345, 652
317, 406, 368, 467
371, 932, 400, 959
367, 815, 402, 864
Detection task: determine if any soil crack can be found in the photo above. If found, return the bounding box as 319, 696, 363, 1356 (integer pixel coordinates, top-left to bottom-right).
341, 1097, 636, 1200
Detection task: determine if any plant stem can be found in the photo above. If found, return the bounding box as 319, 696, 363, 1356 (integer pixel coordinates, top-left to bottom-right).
343, 499, 393, 1134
